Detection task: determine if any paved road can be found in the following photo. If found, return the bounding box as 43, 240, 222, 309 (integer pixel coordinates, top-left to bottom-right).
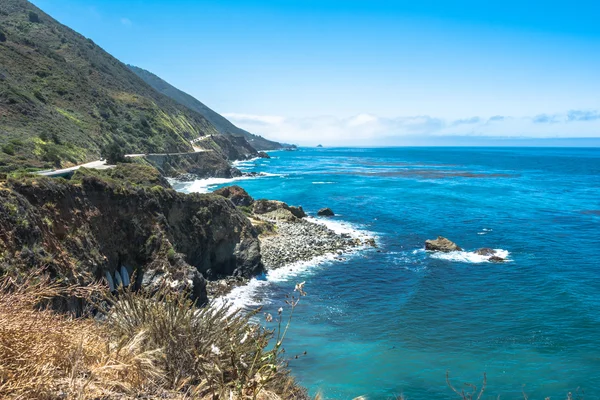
37, 147, 213, 178
37, 160, 113, 178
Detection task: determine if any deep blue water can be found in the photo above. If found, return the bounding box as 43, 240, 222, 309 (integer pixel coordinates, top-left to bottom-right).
180, 147, 600, 399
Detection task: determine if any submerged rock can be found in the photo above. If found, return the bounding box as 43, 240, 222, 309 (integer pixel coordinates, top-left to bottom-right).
425, 236, 462, 252
317, 207, 335, 217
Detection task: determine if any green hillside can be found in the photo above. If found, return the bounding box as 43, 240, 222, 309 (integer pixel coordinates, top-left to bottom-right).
0, 0, 221, 172
129, 65, 283, 151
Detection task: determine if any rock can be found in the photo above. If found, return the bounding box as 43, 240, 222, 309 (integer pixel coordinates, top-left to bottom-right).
317, 207, 335, 217
475, 248, 496, 256
425, 236, 462, 252
253, 199, 305, 219
489, 256, 505, 263
257, 152, 271, 159
253, 199, 288, 214
364, 238, 377, 247
289, 206, 307, 219
213, 185, 254, 207
260, 208, 298, 222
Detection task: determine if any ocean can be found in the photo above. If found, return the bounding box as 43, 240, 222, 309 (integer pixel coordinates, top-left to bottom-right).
176, 147, 600, 399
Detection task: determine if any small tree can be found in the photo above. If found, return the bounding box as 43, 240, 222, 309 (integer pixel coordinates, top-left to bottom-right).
0, 30, 6, 43
102, 142, 129, 165
28, 11, 40, 23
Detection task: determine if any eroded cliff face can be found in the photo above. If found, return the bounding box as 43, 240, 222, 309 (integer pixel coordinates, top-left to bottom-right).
0, 174, 263, 304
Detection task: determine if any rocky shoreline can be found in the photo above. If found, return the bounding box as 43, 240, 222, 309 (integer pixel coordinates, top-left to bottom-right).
259, 219, 369, 269
206, 185, 377, 298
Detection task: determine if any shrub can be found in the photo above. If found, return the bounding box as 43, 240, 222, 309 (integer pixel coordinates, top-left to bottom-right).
2, 144, 15, 156
101, 142, 129, 164
102, 282, 310, 399
33, 90, 46, 103
28, 11, 40, 23
0, 30, 6, 42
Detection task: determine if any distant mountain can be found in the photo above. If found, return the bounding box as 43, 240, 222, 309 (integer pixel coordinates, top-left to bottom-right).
129, 66, 283, 151
0, 0, 226, 171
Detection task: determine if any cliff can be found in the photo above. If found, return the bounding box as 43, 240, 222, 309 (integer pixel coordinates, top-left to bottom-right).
0, 165, 263, 304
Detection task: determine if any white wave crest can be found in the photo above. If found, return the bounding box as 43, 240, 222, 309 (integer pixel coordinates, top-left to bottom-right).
175, 173, 284, 194
430, 249, 510, 263
312, 181, 336, 185
304, 216, 375, 241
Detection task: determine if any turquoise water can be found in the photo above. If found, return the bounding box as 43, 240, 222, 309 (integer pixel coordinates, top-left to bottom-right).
180, 147, 600, 399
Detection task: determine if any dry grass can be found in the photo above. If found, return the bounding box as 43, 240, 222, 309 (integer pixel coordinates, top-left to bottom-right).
0, 275, 167, 399
0, 275, 308, 400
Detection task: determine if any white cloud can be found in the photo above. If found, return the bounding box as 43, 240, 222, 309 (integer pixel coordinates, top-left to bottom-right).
222, 110, 600, 146
222, 113, 285, 125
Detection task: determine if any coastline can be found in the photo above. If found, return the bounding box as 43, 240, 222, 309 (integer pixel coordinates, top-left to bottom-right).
175, 169, 378, 307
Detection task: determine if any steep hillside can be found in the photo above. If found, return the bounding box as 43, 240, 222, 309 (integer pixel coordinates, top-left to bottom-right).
129, 65, 283, 151
0, 0, 222, 172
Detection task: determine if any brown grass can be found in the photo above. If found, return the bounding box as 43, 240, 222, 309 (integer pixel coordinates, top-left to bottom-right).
0, 275, 308, 399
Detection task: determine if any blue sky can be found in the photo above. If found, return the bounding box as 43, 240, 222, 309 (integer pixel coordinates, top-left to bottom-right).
32, 0, 600, 145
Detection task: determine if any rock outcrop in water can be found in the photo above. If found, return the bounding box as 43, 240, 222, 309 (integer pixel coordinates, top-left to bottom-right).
0, 167, 263, 306
425, 236, 462, 252
475, 248, 496, 256
318, 208, 335, 217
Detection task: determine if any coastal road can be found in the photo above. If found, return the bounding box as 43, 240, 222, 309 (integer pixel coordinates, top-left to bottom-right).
37, 160, 114, 178
37, 148, 214, 178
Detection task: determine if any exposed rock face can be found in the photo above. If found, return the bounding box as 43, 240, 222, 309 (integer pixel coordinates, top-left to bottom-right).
489, 256, 505, 263
425, 236, 462, 252
260, 208, 299, 222
475, 248, 496, 256
257, 152, 271, 159
252, 199, 306, 219
0, 175, 263, 305
317, 208, 335, 217
213, 185, 254, 207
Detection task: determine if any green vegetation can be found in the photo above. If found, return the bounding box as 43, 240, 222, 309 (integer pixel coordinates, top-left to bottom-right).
72, 163, 171, 189
0, 0, 223, 172
101, 142, 129, 164
27, 10, 39, 22
129, 65, 283, 151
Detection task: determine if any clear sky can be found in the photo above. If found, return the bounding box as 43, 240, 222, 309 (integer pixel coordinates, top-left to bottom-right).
32, 0, 600, 145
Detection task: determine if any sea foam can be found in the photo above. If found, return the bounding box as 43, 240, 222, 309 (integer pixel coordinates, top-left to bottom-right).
429, 248, 510, 263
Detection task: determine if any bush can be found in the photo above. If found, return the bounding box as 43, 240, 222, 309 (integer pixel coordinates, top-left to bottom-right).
0, 30, 6, 42
2, 144, 15, 156
101, 142, 129, 164
28, 11, 40, 23
102, 282, 309, 399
